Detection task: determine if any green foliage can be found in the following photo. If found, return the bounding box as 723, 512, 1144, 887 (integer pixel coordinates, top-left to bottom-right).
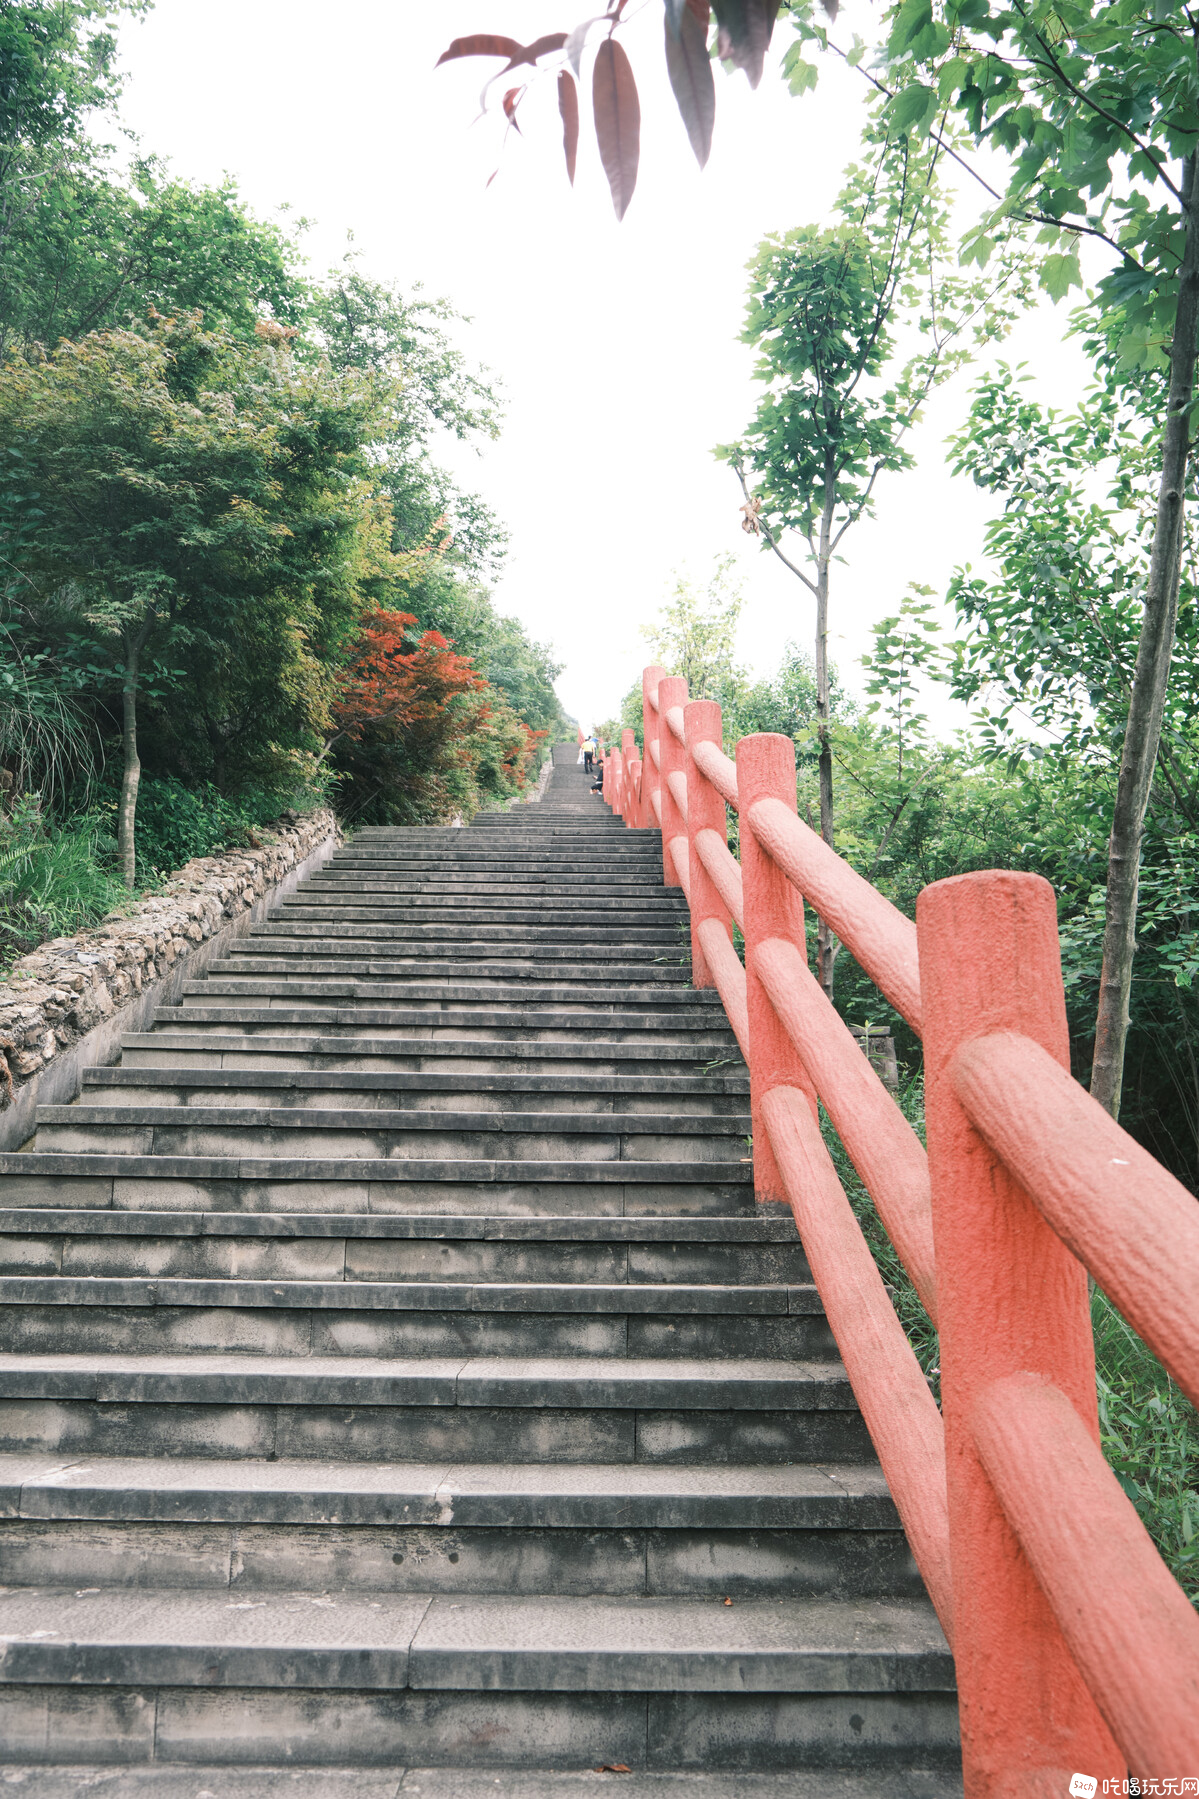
861, 0, 1199, 358
0, 795, 126, 962
0, 162, 308, 356
1094, 1285, 1199, 1603
129, 776, 321, 877
642, 557, 745, 704
821, 1078, 941, 1393
719, 117, 1028, 564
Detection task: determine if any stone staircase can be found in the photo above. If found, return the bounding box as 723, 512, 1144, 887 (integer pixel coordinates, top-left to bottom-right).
0, 744, 958, 1794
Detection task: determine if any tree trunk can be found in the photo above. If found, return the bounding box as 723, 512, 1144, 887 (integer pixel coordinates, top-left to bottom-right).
815, 481, 837, 1000
1091, 150, 1199, 1118
117, 627, 147, 890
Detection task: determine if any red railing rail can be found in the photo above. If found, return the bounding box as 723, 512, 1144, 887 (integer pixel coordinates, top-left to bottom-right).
595, 668, 1199, 1792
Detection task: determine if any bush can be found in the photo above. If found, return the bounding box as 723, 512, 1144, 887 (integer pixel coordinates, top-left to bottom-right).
125, 775, 329, 879
0, 796, 127, 965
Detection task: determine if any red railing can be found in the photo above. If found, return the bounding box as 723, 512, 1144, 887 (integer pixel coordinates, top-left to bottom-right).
596, 668, 1199, 1793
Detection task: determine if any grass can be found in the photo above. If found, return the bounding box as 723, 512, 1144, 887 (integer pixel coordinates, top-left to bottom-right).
821, 1077, 1199, 1603
0, 778, 329, 976
0, 805, 130, 968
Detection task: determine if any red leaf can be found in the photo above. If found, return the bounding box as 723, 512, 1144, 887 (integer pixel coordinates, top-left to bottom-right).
502, 86, 524, 132
664, 2, 715, 167
437, 32, 567, 73
436, 35, 524, 68
592, 38, 640, 221
558, 71, 580, 186
520, 32, 569, 64
712, 1, 779, 89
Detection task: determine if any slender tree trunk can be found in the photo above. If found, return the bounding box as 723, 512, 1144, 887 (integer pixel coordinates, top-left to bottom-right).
815, 480, 837, 1000
1091, 151, 1199, 1118
117, 624, 149, 890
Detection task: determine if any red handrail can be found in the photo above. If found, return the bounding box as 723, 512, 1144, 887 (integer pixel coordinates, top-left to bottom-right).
623, 667, 1199, 1789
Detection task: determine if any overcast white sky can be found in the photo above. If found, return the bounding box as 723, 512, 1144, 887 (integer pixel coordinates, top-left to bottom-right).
112, 1, 1094, 732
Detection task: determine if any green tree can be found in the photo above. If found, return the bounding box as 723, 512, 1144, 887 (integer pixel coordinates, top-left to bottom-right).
850, 0, 1199, 1116
0, 161, 308, 355
642, 557, 746, 706
720, 117, 1026, 995
0, 0, 141, 267
0, 314, 385, 883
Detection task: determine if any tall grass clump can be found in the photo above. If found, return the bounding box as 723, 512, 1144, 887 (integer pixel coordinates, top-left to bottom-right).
0, 797, 128, 966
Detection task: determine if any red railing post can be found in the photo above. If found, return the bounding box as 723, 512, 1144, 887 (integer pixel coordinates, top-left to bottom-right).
657, 675, 688, 890
682, 700, 728, 989
610, 748, 622, 816
642, 666, 665, 841
918, 871, 1124, 1792
621, 729, 639, 827
736, 733, 819, 1207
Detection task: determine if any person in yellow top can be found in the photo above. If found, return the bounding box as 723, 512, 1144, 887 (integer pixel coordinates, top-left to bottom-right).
582, 734, 597, 773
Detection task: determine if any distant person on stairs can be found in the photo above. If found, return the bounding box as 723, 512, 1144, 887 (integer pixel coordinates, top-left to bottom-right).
582, 734, 597, 773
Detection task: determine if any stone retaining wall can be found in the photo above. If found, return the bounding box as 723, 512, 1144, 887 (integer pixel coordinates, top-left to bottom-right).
0, 807, 341, 1144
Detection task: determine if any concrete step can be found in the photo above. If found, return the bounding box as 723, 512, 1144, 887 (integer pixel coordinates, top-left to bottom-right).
152, 1006, 739, 1041
0, 1450, 897, 1531
0, 1211, 802, 1284
0, 1155, 755, 1217
0, 1352, 872, 1464
0, 1468, 920, 1603
181, 980, 705, 1007
33, 1107, 752, 1164
249, 925, 686, 944
211, 960, 694, 985
79, 1069, 749, 1115
232, 943, 689, 967
275, 905, 687, 926
0, 1770, 964, 1796
0, 1275, 832, 1361
0, 757, 955, 1778
117, 1033, 745, 1077
0, 1580, 950, 1689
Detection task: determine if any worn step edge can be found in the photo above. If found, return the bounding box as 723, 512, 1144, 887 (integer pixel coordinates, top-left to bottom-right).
0, 1588, 952, 1694
0, 1277, 819, 1316
0, 1453, 897, 1529
0, 1352, 852, 1409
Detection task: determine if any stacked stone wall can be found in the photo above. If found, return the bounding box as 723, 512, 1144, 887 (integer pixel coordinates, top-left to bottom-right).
0, 807, 340, 1102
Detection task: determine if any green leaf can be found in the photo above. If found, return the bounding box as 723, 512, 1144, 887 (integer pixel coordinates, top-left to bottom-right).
888, 82, 938, 134
1040, 252, 1083, 304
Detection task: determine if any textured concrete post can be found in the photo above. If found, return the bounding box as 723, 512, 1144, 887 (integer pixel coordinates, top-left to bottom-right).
657, 676, 688, 891
683, 700, 729, 989
736, 733, 818, 1206
621, 729, 638, 828
918, 871, 1124, 1792
642, 666, 667, 874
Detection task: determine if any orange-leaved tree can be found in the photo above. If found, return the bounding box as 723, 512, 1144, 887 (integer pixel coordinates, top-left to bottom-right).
327, 607, 538, 823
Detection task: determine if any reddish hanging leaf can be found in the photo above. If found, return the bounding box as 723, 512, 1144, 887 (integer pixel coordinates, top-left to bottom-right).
558, 71, 580, 186
712, 1, 780, 89
665, 0, 710, 34
664, 2, 715, 167
437, 32, 568, 72
436, 35, 524, 67
521, 32, 570, 63
502, 86, 524, 132
592, 38, 640, 221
